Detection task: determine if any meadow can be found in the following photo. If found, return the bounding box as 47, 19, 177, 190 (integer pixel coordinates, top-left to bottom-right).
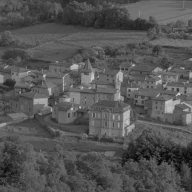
125, 1, 192, 24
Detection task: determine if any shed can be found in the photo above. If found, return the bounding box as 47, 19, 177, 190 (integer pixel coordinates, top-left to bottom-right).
7, 113, 28, 121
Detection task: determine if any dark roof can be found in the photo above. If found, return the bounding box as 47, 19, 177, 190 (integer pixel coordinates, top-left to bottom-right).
90, 80, 115, 86
121, 82, 140, 88
10, 66, 29, 73
9, 95, 19, 101
0, 67, 11, 74
69, 87, 117, 94
131, 65, 157, 72
167, 82, 192, 88
80, 59, 94, 73
19, 92, 48, 99
56, 102, 78, 111
14, 82, 34, 89
35, 81, 57, 89
91, 100, 129, 109
175, 104, 190, 110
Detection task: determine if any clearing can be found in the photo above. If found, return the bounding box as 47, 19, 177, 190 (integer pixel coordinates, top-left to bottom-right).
124, 1, 192, 24
0, 119, 125, 157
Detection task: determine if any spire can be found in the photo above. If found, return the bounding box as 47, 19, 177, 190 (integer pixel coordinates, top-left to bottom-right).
81, 59, 94, 73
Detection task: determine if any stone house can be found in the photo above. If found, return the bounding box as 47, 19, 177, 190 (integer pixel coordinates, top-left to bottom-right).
89, 100, 132, 137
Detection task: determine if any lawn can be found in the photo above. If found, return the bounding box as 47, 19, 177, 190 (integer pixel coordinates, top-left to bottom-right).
124, 1, 192, 24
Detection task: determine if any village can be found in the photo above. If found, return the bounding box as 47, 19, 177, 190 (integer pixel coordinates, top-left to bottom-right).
0, 48, 191, 139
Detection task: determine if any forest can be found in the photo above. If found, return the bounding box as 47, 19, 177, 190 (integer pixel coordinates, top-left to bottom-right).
0, 0, 155, 31
0, 129, 191, 192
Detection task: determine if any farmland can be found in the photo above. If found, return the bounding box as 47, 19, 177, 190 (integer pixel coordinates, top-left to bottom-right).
125, 1, 192, 24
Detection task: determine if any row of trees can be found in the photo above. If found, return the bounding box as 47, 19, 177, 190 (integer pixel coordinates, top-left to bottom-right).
0, 136, 187, 192
123, 129, 192, 192
0, 0, 63, 29
62, 1, 156, 30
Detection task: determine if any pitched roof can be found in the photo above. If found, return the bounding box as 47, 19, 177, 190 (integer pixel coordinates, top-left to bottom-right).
0, 67, 11, 74
121, 82, 140, 88
56, 102, 79, 111
9, 95, 19, 101
156, 71, 178, 76
167, 82, 192, 88
131, 65, 157, 72
80, 59, 94, 73
152, 94, 173, 101
175, 104, 190, 110
10, 66, 29, 73
35, 81, 57, 89
91, 100, 129, 109
19, 92, 48, 99
96, 87, 117, 94
14, 82, 34, 89
99, 69, 120, 75
90, 80, 115, 86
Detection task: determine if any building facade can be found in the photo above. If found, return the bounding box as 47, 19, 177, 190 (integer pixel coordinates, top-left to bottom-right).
89, 100, 131, 137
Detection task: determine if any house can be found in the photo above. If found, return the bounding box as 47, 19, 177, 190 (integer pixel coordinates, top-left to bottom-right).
90, 79, 121, 90
45, 71, 71, 92
89, 100, 132, 137
19, 92, 48, 116
14, 82, 34, 93
155, 71, 179, 83
166, 82, 192, 95
119, 60, 134, 73
52, 101, 79, 124
172, 68, 192, 80
9, 95, 20, 113
10, 66, 31, 82
0, 67, 11, 82
128, 74, 162, 89
49, 61, 84, 73
98, 69, 123, 83
69, 86, 121, 108
133, 89, 180, 107
31, 81, 59, 97
151, 94, 180, 121
121, 82, 140, 99
130, 65, 163, 75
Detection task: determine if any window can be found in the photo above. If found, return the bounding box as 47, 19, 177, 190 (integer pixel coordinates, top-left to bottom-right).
128, 94, 130, 97
135, 100, 138, 103
92, 113, 96, 118
135, 95, 138, 98
84, 101, 86, 104
68, 113, 70, 118
107, 79, 109, 81
121, 68, 124, 71
104, 114, 108, 119
177, 88, 179, 92
104, 121, 108, 127
151, 86, 153, 88
147, 86, 149, 88
156, 101, 158, 104
125, 68, 128, 71
115, 114, 120, 120
172, 88, 174, 91
128, 89, 131, 92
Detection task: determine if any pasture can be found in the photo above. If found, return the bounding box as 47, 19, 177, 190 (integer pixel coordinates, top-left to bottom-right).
125, 1, 192, 24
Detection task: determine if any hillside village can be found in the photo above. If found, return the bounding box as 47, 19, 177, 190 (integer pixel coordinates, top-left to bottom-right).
0, 49, 192, 137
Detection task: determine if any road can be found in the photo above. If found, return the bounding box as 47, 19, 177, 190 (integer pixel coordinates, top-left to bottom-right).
137, 120, 192, 134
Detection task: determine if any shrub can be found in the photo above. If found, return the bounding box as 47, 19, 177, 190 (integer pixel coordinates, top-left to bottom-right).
188, 19, 192, 27
0, 31, 15, 46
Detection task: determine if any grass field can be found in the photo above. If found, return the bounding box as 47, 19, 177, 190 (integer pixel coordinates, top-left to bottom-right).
125, 1, 192, 24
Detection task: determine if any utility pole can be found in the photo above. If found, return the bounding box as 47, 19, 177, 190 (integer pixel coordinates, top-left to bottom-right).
183, 0, 185, 10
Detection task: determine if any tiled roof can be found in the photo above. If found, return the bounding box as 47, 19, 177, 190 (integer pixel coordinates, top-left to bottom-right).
69, 87, 118, 94
167, 82, 192, 88
175, 104, 190, 110
21, 75, 35, 82
121, 82, 140, 88
56, 102, 78, 111
131, 65, 157, 72
90, 80, 115, 86
156, 71, 178, 76
152, 94, 173, 101
14, 82, 34, 89
10, 66, 29, 73
9, 95, 19, 101
35, 81, 57, 89
19, 92, 48, 99
91, 100, 129, 109
0, 67, 11, 73
99, 69, 120, 75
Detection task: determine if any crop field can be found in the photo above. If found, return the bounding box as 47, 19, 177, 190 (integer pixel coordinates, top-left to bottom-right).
125, 1, 192, 24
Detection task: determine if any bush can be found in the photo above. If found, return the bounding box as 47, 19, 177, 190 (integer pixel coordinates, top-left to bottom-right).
0, 31, 15, 46
2, 48, 33, 61
188, 19, 192, 27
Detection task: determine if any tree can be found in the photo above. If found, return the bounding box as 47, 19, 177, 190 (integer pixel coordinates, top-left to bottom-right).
123, 159, 184, 192
3, 79, 16, 88
2, 49, 33, 61
152, 45, 162, 56
160, 54, 172, 69
0, 31, 15, 46
188, 19, 192, 27
174, 20, 186, 28
149, 16, 157, 25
